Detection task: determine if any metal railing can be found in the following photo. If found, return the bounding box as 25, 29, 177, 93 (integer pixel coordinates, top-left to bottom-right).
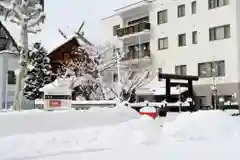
117, 22, 150, 37
121, 50, 150, 61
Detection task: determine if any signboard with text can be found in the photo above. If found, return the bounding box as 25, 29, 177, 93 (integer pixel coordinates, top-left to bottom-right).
44, 94, 72, 110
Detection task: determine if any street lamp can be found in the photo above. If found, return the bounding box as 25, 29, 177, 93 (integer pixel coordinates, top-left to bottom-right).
201, 58, 218, 110
186, 97, 194, 112
114, 48, 121, 104
176, 84, 182, 112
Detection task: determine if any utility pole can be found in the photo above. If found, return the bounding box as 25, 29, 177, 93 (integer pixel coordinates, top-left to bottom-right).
212, 56, 217, 110
116, 49, 121, 104
176, 84, 181, 112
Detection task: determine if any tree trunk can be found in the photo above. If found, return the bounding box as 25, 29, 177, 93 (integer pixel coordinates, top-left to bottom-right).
13, 23, 28, 111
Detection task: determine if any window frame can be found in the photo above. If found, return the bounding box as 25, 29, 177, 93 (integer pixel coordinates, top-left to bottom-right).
8, 70, 16, 85
113, 73, 118, 82
157, 9, 168, 24
178, 33, 186, 47
192, 31, 198, 44
209, 0, 229, 9
191, 1, 197, 14
113, 25, 120, 36
158, 37, 168, 50
175, 65, 187, 75
209, 24, 230, 41
178, 4, 185, 17
198, 60, 225, 78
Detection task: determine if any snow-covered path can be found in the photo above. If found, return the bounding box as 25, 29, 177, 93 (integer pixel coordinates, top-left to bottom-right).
1, 108, 240, 160
33, 142, 239, 160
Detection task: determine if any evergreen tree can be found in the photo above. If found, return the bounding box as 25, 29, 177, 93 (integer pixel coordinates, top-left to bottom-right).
23, 42, 54, 100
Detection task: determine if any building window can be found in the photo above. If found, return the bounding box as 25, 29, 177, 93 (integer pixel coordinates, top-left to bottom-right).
178, 4, 185, 17
214, 60, 225, 77
191, 1, 197, 14
158, 37, 168, 50
157, 9, 168, 24
178, 34, 186, 47
209, 24, 230, 41
158, 68, 162, 81
198, 60, 225, 78
8, 70, 16, 85
192, 31, 198, 44
209, 0, 229, 9
175, 65, 187, 75
113, 25, 120, 36
158, 68, 162, 73
113, 73, 118, 82
198, 96, 207, 106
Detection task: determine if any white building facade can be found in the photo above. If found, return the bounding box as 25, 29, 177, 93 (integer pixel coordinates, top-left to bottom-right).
0, 53, 19, 109
101, 0, 240, 106
0, 22, 20, 109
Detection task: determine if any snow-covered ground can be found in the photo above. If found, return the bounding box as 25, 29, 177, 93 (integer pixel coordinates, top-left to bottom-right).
0, 108, 240, 160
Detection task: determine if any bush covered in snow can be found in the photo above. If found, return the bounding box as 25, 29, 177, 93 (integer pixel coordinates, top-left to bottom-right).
23, 42, 55, 100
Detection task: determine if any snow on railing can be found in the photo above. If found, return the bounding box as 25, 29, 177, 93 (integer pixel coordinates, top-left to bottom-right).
71, 100, 117, 105
35, 100, 117, 107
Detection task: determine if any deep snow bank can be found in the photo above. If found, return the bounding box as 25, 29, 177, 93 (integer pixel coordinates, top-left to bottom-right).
162, 110, 240, 140
0, 107, 140, 137
0, 115, 159, 160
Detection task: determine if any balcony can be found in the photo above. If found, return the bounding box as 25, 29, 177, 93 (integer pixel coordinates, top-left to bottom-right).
121, 48, 151, 66
117, 22, 150, 40
122, 51, 150, 60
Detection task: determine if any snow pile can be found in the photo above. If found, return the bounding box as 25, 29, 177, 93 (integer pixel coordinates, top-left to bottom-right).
0, 107, 140, 137
0, 116, 158, 160
140, 107, 156, 113
224, 109, 239, 115
162, 110, 240, 140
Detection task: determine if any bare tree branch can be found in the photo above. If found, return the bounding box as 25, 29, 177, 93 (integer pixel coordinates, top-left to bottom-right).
27, 12, 45, 28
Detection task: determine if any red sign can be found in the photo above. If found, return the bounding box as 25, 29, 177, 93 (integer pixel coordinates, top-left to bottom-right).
49, 100, 61, 108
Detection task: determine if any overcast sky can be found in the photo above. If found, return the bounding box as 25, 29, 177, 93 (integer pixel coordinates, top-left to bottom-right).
1, 0, 139, 51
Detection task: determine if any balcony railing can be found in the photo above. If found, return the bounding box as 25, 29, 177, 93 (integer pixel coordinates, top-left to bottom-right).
117, 22, 150, 37
121, 50, 150, 61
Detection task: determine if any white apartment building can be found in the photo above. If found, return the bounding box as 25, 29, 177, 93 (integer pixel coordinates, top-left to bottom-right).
101, 0, 240, 106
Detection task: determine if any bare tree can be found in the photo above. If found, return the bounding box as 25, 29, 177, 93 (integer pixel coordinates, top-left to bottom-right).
98, 44, 154, 102
57, 44, 104, 100
0, 0, 45, 110
108, 69, 153, 102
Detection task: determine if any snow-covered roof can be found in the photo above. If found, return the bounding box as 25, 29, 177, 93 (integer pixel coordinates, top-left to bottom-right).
0, 21, 20, 53
40, 78, 72, 94
48, 33, 93, 54
47, 36, 76, 54
136, 77, 188, 95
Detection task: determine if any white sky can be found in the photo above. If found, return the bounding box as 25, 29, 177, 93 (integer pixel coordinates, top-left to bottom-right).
1, 0, 139, 51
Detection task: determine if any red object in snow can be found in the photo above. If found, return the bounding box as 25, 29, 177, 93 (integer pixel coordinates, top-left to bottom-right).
140, 112, 156, 119
49, 100, 61, 108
